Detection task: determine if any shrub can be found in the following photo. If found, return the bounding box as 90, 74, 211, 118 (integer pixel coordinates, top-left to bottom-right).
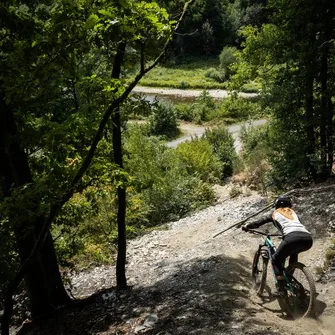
176, 137, 221, 183
177, 81, 190, 89
216, 95, 261, 122
192, 90, 217, 123
239, 123, 271, 192
219, 46, 239, 79
204, 126, 237, 179
124, 128, 215, 224
205, 67, 226, 83
148, 102, 180, 138
175, 103, 196, 122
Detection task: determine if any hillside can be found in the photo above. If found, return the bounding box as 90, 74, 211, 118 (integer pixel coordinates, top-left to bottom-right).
16, 181, 335, 335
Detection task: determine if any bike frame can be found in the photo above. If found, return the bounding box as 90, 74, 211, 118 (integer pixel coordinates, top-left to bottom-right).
248, 229, 316, 318
252, 230, 289, 287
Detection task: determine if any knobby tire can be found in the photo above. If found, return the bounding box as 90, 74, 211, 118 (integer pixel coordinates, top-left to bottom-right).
252, 249, 267, 296
282, 262, 316, 318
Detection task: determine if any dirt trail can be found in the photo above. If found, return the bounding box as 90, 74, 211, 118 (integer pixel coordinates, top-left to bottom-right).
21, 185, 335, 335
167, 120, 266, 151
61, 186, 335, 335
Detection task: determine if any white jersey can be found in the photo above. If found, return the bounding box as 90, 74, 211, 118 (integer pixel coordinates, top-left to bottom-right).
272, 208, 310, 236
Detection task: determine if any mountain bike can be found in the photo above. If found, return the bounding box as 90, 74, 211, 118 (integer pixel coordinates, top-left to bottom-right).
247, 229, 316, 318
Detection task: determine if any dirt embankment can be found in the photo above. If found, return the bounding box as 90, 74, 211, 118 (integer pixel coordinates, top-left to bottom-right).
20, 182, 335, 335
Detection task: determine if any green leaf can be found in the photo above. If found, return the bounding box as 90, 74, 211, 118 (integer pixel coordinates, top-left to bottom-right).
86, 14, 99, 29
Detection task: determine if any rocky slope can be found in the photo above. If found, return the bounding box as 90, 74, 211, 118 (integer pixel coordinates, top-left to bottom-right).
19, 182, 335, 335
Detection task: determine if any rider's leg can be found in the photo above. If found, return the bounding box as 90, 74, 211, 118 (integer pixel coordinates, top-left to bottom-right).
289, 253, 298, 266
274, 233, 313, 288
272, 240, 290, 293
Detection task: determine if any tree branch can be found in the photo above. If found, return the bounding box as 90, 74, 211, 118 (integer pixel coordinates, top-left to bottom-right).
0, 1, 194, 333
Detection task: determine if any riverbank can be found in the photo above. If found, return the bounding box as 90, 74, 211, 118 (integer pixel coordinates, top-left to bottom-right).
132, 86, 258, 99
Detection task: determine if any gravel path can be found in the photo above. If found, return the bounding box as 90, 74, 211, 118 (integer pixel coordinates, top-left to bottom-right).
167, 120, 267, 151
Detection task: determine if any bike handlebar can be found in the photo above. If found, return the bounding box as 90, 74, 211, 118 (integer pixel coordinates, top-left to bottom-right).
245, 229, 282, 237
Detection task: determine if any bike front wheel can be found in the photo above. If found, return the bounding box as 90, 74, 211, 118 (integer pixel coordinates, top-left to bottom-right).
284, 262, 316, 318
251, 248, 268, 296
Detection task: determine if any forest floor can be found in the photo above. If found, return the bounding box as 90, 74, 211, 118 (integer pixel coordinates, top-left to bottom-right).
17, 181, 335, 335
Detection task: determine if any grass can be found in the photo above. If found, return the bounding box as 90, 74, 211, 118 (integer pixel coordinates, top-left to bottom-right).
135, 57, 259, 92
139, 58, 226, 89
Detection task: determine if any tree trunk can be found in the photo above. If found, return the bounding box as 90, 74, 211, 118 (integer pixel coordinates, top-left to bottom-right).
304, 62, 317, 180
111, 42, 128, 289
0, 88, 71, 326
319, 4, 331, 179
324, 3, 334, 175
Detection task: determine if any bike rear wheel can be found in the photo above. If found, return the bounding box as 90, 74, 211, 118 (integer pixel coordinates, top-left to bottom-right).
252, 249, 268, 296
283, 262, 316, 318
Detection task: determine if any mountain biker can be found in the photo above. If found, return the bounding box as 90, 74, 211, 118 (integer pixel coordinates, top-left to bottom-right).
242, 195, 313, 296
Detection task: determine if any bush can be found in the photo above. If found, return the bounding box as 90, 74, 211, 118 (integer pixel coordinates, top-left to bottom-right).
205, 67, 226, 83
219, 46, 239, 80
176, 137, 221, 183
148, 102, 180, 138
216, 96, 261, 122
175, 103, 196, 122
192, 90, 217, 123
124, 128, 216, 224
239, 123, 271, 192
204, 126, 237, 179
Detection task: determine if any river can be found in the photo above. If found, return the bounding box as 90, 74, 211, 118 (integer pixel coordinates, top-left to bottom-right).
132, 86, 258, 103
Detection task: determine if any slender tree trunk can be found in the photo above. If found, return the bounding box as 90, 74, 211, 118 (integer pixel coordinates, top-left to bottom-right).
111, 42, 127, 289
304, 62, 317, 180
0, 88, 71, 332
327, 97, 334, 172
319, 17, 329, 179
319, 2, 334, 178
325, 3, 334, 175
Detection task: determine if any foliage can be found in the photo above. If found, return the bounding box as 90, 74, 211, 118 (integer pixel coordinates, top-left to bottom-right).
139, 57, 228, 89
175, 91, 262, 124
191, 90, 216, 123
204, 67, 226, 83
148, 101, 180, 138
53, 186, 151, 268
204, 127, 237, 179
233, 0, 335, 185
216, 95, 262, 123
138, 56, 259, 91
239, 122, 271, 191
219, 46, 239, 80
124, 126, 216, 224
174, 90, 217, 123
176, 137, 221, 183
0, 0, 179, 318
202, 20, 215, 55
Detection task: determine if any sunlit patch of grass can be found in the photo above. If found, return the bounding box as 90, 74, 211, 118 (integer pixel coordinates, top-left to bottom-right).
138, 58, 225, 89
134, 58, 259, 91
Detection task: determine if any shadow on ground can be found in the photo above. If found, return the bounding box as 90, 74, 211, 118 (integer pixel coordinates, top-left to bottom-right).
17, 254, 291, 335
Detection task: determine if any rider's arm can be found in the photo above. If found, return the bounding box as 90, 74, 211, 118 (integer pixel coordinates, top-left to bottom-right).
245, 213, 273, 229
